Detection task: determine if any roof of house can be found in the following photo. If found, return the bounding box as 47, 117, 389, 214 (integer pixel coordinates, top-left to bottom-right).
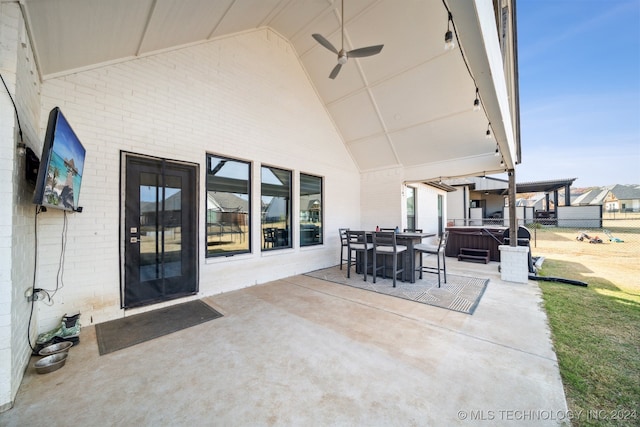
573, 190, 602, 205
573, 184, 640, 206
609, 184, 640, 200
207, 192, 249, 212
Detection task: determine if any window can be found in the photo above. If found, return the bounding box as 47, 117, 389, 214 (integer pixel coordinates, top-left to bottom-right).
261, 166, 292, 250
206, 154, 250, 257
300, 173, 323, 246
406, 186, 415, 231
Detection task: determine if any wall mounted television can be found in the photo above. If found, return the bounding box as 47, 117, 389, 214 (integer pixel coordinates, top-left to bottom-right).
33, 107, 86, 212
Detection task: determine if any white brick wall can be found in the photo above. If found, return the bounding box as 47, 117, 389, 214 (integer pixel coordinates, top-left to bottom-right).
31, 28, 360, 326
360, 169, 445, 235
1, 1, 42, 412
360, 167, 404, 231
0, 3, 19, 410
499, 244, 530, 283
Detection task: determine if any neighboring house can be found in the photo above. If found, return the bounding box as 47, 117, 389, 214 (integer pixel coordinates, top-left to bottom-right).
574, 184, 640, 212
1, 0, 520, 410
516, 193, 546, 211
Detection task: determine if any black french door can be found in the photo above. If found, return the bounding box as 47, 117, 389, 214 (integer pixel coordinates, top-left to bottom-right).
122, 154, 198, 308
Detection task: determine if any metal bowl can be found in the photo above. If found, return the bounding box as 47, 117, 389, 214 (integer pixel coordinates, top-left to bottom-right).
34, 353, 68, 374
38, 341, 73, 356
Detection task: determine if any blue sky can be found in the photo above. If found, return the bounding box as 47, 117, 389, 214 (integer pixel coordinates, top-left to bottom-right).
515, 0, 639, 187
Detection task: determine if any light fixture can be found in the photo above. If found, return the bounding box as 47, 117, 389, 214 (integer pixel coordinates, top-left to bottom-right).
494, 145, 500, 156
473, 88, 480, 111
17, 141, 26, 157
444, 13, 455, 51
485, 123, 492, 139
500, 158, 505, 167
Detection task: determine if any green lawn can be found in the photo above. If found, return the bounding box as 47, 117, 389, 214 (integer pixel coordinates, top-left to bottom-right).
538, 259, 639, 426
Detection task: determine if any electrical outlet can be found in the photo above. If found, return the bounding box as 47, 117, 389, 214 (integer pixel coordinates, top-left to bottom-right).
25, 288, 45, 302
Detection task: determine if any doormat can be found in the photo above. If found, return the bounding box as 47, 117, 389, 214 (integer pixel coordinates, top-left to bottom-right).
95, 300, 223, 355
305, 266, 489, 315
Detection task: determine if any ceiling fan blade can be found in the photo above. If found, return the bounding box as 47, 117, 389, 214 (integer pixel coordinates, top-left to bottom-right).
347, 44, 384, 58
329, 63, 342, 79
312, 33, 338, 54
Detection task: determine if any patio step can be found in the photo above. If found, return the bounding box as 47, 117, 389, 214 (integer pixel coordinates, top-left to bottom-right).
457, 248, 490, 264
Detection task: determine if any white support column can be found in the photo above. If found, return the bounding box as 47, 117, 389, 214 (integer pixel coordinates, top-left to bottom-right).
499, 244, 529, 283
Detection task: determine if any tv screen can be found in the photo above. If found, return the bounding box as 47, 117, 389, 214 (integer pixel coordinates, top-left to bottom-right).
33, 107, 86, 212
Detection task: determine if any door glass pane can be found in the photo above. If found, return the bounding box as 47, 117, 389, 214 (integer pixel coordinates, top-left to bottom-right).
261, 166, 291, 250
139, 172, 160, 281
206, 155, 251, 257
163, 175, 182, 278
300, 173, 322, 246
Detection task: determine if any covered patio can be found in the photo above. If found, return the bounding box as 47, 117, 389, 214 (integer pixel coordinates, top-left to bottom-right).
1, 259, 567, 426
2, 0, 523, 413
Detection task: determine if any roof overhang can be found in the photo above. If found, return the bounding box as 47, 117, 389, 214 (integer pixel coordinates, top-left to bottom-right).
423, 181, 458, 192
513, 178, 577, 194
446, 176, 577, 196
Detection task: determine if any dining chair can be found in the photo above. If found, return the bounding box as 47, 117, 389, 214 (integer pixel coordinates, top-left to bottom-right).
379, 228, 396, 232
414, 231, 449, 287
403, 228, 423, 233
372, 231, 407, 287
346, 230, 373, 281
338, 228, 349, 269
263, 227, 277, 249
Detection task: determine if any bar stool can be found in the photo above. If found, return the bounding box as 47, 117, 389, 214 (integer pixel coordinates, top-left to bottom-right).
338, 228, 349, 269
346, 230, 373, 281
372, 231, 407, 287
414, 231, 448, 287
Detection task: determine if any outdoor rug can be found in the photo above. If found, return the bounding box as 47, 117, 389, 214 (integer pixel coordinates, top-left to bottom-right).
95, 300, 223, 355
305, 266, 489, 315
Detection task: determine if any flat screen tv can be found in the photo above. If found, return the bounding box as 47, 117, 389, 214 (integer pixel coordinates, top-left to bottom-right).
33, 107, 86, 212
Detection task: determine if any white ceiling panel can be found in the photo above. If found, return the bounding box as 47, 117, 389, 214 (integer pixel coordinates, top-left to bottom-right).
390, 112, 495, 166
24, 0, 154, 75
347, 134, 397, 170
327, 90, 383, 141
210, 0, 285, 38
370, 52, 475, 132
138, 0, 234, 53
268, 0, 331, 41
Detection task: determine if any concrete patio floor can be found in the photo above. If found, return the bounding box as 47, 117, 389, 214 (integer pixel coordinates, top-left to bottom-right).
1, 259, 569, 426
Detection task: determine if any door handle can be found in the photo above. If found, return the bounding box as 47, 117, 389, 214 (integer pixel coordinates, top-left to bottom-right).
129, 237, 139, 243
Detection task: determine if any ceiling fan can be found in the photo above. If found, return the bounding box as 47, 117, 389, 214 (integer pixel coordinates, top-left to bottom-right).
312, 0, 384, 79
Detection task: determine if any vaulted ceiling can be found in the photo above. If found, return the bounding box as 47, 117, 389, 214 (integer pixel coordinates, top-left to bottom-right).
19, 0, 519, 181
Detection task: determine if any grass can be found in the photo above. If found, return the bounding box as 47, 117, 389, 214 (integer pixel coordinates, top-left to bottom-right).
537, 258, 640, 426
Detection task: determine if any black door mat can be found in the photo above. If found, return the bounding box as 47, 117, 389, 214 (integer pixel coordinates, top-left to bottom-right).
95, 300, 223, 355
